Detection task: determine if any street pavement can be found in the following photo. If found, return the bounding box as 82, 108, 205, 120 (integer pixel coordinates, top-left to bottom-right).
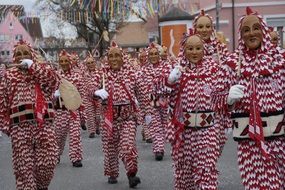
0, 129, 243, 190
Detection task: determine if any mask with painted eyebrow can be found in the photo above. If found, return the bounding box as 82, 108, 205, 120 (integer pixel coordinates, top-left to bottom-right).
241, 15, 263, 50
195, 16, 213, 41
14, 45, 32, 64
184, 35, 204, 64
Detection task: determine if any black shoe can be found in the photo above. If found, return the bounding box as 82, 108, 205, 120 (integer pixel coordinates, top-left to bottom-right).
141, 130, 145, 141
146, 139, 152, 143
72, 160, 83, 167
155, 152, 163, 161
81, 123, 87, 130
128, 176, 141, 188
89, 132, 95, 138
108, 176, 118, 184
95, 128, 100, 135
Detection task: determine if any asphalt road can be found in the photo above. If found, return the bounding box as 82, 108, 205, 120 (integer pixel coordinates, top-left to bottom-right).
0, 129, 243, 190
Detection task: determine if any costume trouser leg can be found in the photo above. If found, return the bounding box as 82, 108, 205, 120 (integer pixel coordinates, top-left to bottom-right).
102, 119, 138, 177
102, 121, 120, 177
117, 120, 138, 176
55, 111, 82, 162
11, 122, 58, 190
68, 114, 83, 162
54, 111, 69, 157
238, 137, 285, 190
85, 100, 96, 134
94, 100, 102, 131
150, 109, 165, 154
172, 126, 219, 190
216, 115, 231, 156
142, 123, 151, 140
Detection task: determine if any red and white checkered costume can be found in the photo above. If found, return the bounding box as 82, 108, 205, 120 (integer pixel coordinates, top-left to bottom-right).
83, 64, 102, 136
193, 10, 231, 155
212, 7, 285, 190
166, 32, 221, 190
70, 52, 88, 125
0, 41, 59, 190
54, 52, 86, 163
137, 44, 172, 156
91, 47, 140, 179
136, 48, 151, 141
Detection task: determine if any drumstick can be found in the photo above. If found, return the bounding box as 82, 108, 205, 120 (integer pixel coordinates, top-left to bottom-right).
102, 73, 106, 90
6, 64, 22, 68
59, 97, 62, 108
237, 50, 241, 77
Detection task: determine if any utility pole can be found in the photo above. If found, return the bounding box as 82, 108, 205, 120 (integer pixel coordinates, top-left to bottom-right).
216, 0, 220, 31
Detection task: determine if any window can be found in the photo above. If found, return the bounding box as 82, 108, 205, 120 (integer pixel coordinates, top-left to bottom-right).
4, 35, 9, 41
1, 51, 4, 56
6, 51, 9, 56
0, 34, 4, 42
9, 22, 13, 30
15, 34, 23, 41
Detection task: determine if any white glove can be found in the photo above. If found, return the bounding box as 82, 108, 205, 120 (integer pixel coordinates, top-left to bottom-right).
168, 65, 182, 84
145, 115, 152, 125
225, 128, 233, 135
94, 89, 109, 100
20, 59, 33, 69
54, 90, 60, 97
227, 85, 245, 105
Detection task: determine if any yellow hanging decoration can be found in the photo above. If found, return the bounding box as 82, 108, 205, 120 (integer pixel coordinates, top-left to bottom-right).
99, 0, 101, 13
110, 0, 114, 19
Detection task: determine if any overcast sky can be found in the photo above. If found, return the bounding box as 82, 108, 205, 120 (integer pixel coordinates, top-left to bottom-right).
0, 0, 36, 11
0, 0, 78, 38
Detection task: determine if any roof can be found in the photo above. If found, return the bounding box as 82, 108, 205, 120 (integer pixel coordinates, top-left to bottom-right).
0, 5, 25, 23
20, 17, 43, 40
159, 6, 194, 22
113, 22, 149, 48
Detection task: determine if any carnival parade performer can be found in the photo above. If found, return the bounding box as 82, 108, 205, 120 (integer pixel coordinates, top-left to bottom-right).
0, 40, 59, 190
92, 41, 141, 188
212, 7, 285, 190
53, 50, 85, 167
136, 48, 152, 142
70, 51, 88, 131
166, 29, 220, 190
138, 43, 172, 161
83, 52, 102, 138
193, 10, 231, 155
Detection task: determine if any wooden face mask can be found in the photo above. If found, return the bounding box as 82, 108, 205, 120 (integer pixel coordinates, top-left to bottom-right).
86, 57, 96, 71
148, 47, 160, 65
241, 15, 263, 50
108, 47, 124, 70
14, 45, 32, 64
196, 16, 213, 41
59, 55, 70, 72
184, 35, 204, 64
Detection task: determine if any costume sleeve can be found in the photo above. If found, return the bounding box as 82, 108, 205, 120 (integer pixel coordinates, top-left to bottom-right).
75, 73, 88, 121
28, 63, 60, 96
0, 73, 11, 136
218, 42, 230, 64
89, 70, 103, 99
211, 63, 236, 115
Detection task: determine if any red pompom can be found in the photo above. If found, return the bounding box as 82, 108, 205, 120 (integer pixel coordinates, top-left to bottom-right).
189, 28, 195, 35
246, 7, 254, 15
111, 41, 118, 47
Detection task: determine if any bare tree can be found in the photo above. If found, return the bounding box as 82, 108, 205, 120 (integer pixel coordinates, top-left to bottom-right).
36, 0, 146, 55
